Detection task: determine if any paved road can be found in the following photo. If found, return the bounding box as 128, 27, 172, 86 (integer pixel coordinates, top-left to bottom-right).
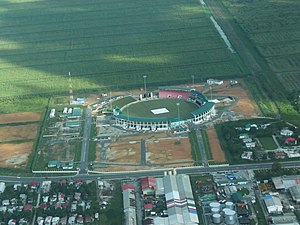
79, 106, 92, 174
140, 139, 146, 165
2, 161, 300, 183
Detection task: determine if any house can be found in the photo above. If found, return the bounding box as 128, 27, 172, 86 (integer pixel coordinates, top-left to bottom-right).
242, 138, 253, 143
140, 176, 156, 195
52, 217, 60, 225
285, 137, 297, 145
36, 217, 44, 225
77, 215, 84, 224
275, 152, 286, 159
8, 219, 16, 225
68, 216, 76, 225
2, 199, 10, 206
60, 216, 67, 225
241, 151, 253, 160
144, 204, 153, 211
30, 182, 39, 190
23, 204, 33, 211
122, 184, 135, 191
280, 129, 294, 137
207, 79, 223, 86
0, 182, 5, 193
45, 216, 52, 225
39, 203, 47, 210
245, 142, 256, 148
85, 217, 94, 223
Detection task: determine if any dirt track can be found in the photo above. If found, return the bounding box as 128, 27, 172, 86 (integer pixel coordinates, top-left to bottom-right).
0, 112, 40, 124
206, 127, 226, 162
0, 142, 33, 168
147, 138, 193, 164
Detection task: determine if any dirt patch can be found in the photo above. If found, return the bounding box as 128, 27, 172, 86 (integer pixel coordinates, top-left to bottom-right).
0, 142, 33, 168
0, 124, 39, 142
105, 141, 141, 164
147, 138, 193, 164
204, 80, 260, 117
0, 112, 41, 124
42, 142, 76, 161
206, 127, 226, 162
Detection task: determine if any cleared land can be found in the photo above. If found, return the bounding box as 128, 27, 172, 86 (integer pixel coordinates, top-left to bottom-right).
0, 142, 33, 168
42, 142, 76, 162
0, 112, 41, 124
0, 0, 246, 99
206, 127, 226, 162
104, 141, 141, 164
0, 124, 38, 142
146, 138, 193, 164
204, 80, 259, 117
124, 98, 198, 119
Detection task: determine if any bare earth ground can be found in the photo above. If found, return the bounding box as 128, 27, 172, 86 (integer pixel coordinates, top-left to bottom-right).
0, 112, 40, 124
116, 132, 167, 142
204, 80, 259, 117
43, 142, 75, 162
0, 124, 39, 142
147, 138, 193, 164
206, 127, 226, 162
103, 141, 141, 164
0, 142, 33, 168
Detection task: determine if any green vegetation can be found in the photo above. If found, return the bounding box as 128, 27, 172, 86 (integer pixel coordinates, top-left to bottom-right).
259, 137, 277, 150
124, 98, 198, 119
219, 0, 300, 126
189, 129, 202, 165
0, 0, 247, 111
253, 198, 267, 225
99, 181, 124, 225
201, 129, 213, 160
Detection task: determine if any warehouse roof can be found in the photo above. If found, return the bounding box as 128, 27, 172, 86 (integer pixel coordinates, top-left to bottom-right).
289, 185, 300, 202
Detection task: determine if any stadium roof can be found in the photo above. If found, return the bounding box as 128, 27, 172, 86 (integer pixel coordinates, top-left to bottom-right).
191, 102, 214, 115
116, 113, 168, 122
158, 86, 195, 91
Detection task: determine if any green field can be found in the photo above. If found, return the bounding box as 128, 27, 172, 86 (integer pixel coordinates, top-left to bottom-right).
123, 98, 198, 119
219, 0, 300, 125
0, 0, 246, 101
259, 137, 277, 150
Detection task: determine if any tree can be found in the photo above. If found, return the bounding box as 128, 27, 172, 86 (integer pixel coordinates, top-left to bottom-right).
272, 162, 283, 176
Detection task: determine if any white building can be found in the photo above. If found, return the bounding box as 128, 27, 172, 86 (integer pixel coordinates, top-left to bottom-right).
0, 182, 5, 193
289, 186, 300, 203
263, 195, 283, 214
241, 151, 253, 160
245, 142, 256, 148
280, 129, 294, 137
207, 79, 223, 86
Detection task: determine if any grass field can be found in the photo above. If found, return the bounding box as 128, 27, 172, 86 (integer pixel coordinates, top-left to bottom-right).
0, 0, 246, 102
259, 137, 277, 150
111, 96, 136, 109
123, 98, 198, 119
219, 0, 300, 125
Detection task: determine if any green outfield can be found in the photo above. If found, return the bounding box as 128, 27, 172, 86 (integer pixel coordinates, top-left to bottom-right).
122, 98, 198, 119
0, 0, 246, 100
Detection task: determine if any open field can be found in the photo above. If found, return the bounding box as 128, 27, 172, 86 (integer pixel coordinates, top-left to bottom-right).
218, 0, 300, 124
259, 137, 277, 150
41, 142, 76, 162
104, 141, 141, 164
0, 112, 41, 124
206, 127, 226, 162
0, 0, 246, 100
204, 80, 259, 117
146, 138, 193, 164
0, 124, 38, 142
0, 142, 33, 168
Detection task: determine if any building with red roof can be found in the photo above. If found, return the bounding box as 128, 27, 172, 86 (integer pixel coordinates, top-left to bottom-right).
275, 152, 286, 159
23, 204, 33, 211
122, 184, 135, 191
144, 203, 153, 211
285, 137, 296, 145
140, 176, 156, 195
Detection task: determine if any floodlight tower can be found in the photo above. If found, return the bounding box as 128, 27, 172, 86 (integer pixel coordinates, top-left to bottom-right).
143, 75, 147, 93
176, 102, 180, 122
192, 75, 195, 87
68, 72, 74, 104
